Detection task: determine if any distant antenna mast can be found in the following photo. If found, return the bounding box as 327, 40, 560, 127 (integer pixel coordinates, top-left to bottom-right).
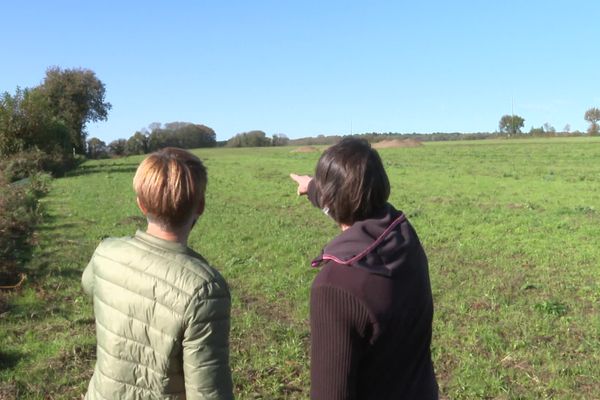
511, 96, 514, 117
511, 96, 515, 136
350, 119, 353, 136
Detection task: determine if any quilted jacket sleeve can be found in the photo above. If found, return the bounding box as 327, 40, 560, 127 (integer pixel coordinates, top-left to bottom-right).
81, 255, 95, 297
182, 279, 234, 400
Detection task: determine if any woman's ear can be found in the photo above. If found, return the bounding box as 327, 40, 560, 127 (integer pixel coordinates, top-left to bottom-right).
136, 197, 148, 215
196, 197, 205, 217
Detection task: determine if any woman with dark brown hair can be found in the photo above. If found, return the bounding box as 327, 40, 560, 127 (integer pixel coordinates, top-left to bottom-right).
291, 138, 438, 400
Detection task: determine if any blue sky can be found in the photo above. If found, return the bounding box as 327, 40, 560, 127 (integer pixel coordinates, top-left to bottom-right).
2, 1, 599, 142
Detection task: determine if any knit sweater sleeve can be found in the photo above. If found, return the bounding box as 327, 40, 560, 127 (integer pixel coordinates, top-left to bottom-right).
310, 285, 371, 400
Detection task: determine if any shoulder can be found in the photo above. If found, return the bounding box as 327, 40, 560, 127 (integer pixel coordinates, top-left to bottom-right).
92, 235, 135, 256
163, 250, 230, 303
178, 250, 230, 299
184, 259, 230, 302
312, 261, 371, 292
311, 262, 375, 314
311, 262, 392, 326
185, 248, 228, 285
89, 236, 131, 267
93, 235, 229, 298
182, 256, 231, 319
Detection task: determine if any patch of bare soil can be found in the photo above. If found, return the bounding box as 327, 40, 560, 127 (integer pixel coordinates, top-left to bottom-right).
290, 146, 320, 153
372, 139, 423, 149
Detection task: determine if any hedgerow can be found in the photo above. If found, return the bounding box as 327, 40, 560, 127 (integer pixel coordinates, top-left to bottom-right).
0, 159, 50, 287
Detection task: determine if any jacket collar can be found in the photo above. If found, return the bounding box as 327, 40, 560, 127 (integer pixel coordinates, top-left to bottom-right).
311, 204, 411, 277
134, 230, 190, 254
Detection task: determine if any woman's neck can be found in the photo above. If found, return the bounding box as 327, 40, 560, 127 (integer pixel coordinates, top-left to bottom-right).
146, 222, 189, 245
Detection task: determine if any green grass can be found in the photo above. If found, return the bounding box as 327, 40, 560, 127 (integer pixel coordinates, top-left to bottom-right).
1, 137, 599, 399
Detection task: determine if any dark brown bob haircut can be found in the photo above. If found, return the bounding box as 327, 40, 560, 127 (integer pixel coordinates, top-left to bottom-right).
314, 138, 390, 225
133, 147, 207, 229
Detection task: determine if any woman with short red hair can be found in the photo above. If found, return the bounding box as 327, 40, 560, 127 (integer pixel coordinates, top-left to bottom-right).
82, 147, 233, 400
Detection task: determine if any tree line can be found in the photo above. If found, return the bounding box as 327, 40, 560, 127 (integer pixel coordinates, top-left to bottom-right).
87, 122, 217, 159
290, 109, 600, 146
3, 66, 600, 165
86, 127, 291, 158
224, 131, 289, 148
0, 67, 222, 163
498, 108, 600, 136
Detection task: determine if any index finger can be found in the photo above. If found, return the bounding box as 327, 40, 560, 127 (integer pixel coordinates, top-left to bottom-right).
289, 173, 301, 183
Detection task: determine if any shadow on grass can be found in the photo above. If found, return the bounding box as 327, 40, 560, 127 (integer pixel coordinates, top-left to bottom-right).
26, 260, 84, 282
36, 222, 81, 232
65, 162, 139, 177
0, 349, 23, 370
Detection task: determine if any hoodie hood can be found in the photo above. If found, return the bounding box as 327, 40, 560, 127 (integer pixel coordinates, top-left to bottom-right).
311, 204, 418, 277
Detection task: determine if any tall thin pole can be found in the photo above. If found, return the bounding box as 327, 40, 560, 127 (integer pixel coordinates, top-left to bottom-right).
511, 96, 515, 136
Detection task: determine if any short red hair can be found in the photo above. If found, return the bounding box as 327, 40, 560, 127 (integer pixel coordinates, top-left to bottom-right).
133, 147, 207, 228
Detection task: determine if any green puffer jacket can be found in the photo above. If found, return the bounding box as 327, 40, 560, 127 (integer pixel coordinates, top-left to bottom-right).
82, 230, 234, 399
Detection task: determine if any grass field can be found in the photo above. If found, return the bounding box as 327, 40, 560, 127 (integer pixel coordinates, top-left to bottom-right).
1, 137, 599, 399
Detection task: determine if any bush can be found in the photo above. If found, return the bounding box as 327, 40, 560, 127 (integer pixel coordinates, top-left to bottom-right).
0, 149, 80, 181
0, 170, 50, 286
0, 148, 77, 288
39, 150, 82, 177
0, 151, 43, 182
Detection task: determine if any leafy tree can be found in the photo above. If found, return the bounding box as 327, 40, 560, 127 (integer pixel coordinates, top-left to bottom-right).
39, 67, 111, 154
584, 107, 600, 136
0, 89, 26, 155
563, 124, 571, 134
86, 137, 108, 159
144, 122, 216, 151
108, 139, 127, 156
147, 129, 176, 151
0, 87, 70, 156
126, 131, 149, 155
529, 126, 545, 136
543, 123, 556, 135
148, 122, 162, 132
171, 123, 216, 148
226, 130, 271, 147
21, 89, 72, 153
272, 133, 290, 146
499, 115, 525, 135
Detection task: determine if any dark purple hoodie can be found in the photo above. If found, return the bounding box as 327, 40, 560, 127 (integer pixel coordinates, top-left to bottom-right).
308, 183, 439, 400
